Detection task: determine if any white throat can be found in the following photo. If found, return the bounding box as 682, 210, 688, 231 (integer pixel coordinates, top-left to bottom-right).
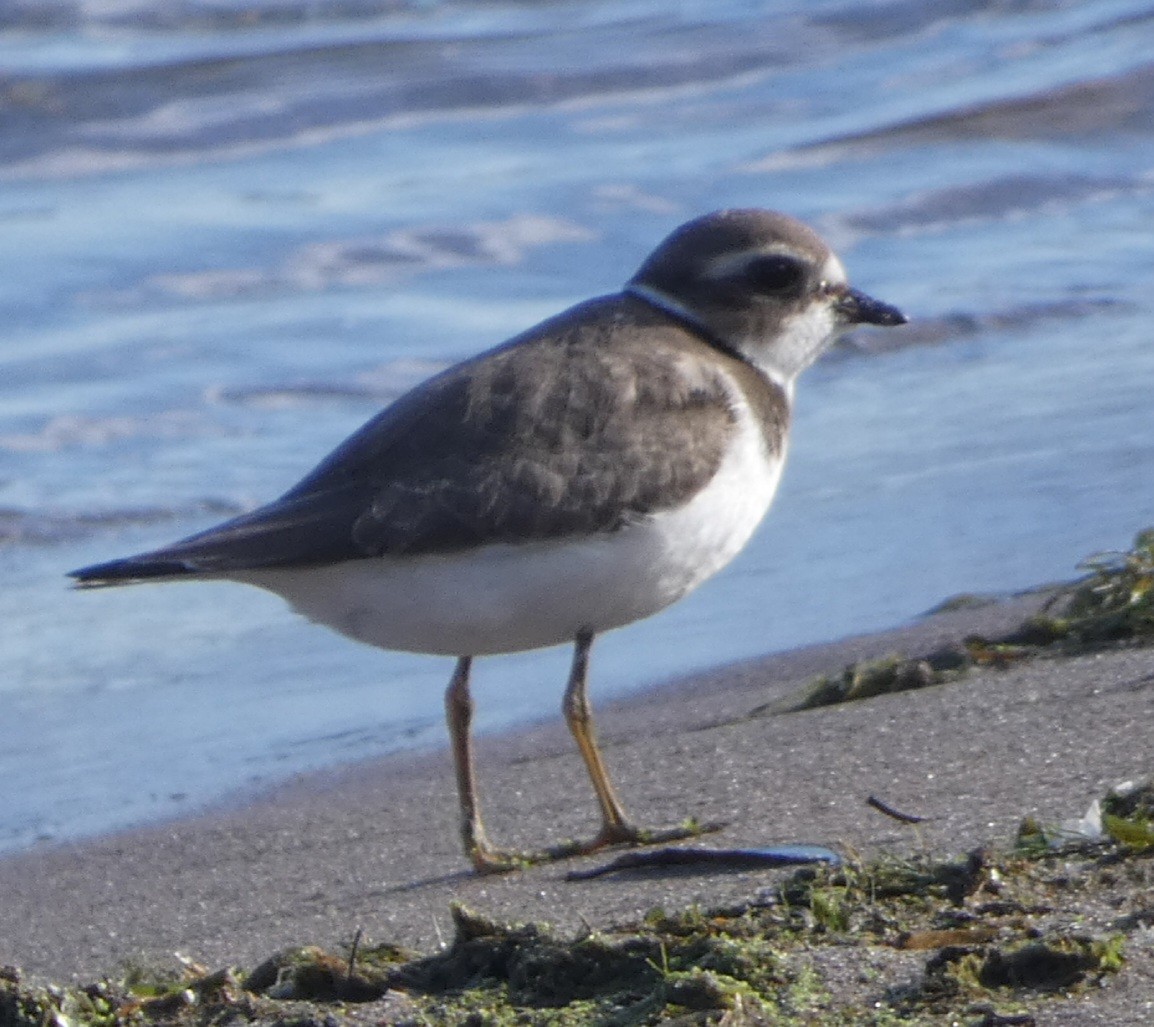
745, 300, 839, 388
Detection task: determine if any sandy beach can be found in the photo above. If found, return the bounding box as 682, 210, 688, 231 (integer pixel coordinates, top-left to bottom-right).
4, 592, 1153, 1023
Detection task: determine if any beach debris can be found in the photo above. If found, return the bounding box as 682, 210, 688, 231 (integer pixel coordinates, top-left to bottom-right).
1043, 528, 1154, 645
568, 844, 844, 880
967, 1010, 1038, 1027
866, 794, 928, 824
897, 926, 999, 950
5, 790, 1154, 1025
1015, 800, 1107, 853
2, 827, 1149, 1026
1102, 812, 1154, 849
775, 651, 949, 713
1048, 799, 1104, 849
1101, 778, 1154, 851
762, 643, 980, 715
1013, 781, 1154, 854
923, 935, 1125, 995
747, 527, 1154, 719
971, 528, 1154, 653
1014, 815, 1049, 854
565, 844, 842, 881
242, 938, 413, 1002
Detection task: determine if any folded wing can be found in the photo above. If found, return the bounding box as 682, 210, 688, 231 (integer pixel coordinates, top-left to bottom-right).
71, 297, 740, 585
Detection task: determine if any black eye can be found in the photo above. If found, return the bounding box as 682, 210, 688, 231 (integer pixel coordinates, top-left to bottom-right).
744, 255, 805, 295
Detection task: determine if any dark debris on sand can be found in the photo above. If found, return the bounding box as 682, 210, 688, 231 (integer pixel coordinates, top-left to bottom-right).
761, 528, 1154, 715
3, 788, 1153, 1026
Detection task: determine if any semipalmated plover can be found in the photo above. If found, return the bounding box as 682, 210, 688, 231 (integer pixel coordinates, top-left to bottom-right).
71, 208, 906, 872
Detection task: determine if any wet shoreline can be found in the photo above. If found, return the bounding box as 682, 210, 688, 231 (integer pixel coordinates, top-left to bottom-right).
4, 584, 1151, 984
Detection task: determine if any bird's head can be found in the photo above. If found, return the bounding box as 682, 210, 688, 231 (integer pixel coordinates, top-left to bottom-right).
627, 208, 907, 389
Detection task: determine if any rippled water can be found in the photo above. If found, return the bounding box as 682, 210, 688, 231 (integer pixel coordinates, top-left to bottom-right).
3, 0, 1153, 852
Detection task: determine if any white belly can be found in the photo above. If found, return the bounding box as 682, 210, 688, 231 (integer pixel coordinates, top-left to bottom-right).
234, 414, 784, 656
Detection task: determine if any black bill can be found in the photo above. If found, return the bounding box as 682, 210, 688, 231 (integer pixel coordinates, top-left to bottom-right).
837, 287, 908, 327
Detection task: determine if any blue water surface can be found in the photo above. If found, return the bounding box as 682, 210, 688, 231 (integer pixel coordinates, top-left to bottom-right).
2, 0, 1153, 851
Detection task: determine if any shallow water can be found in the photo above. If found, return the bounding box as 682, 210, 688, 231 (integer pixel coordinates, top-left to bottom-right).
2, 0, 1153, 852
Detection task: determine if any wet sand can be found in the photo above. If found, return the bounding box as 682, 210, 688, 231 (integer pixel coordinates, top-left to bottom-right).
3, 593, 1153, 1021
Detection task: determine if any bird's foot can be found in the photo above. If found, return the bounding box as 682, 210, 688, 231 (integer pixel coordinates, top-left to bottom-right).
607, 816, 727, 849
467, 840, 542, 876
466, 818, 726, 874
543, 816, 728, 863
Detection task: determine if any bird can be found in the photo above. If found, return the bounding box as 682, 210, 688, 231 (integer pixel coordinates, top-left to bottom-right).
70, 208, 907, 873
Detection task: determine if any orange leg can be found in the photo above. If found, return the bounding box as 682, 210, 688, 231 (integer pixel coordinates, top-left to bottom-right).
443, 637, 724, 875
444, 656, 517, 873
561, 629, 641, 846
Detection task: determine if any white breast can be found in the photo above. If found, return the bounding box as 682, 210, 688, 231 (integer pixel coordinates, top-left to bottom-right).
234, 393, 784, 657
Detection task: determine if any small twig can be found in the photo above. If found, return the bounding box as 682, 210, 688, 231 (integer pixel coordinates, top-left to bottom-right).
574, 909, 595, 939
346, 927, 363, 983
867, 794, 927, 824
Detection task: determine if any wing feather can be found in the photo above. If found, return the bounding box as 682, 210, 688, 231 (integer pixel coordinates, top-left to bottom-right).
72, 296, 745, 581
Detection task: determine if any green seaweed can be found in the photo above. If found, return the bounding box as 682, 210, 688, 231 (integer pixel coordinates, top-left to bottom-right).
774, 528, 1154, 715
1, 833, 1141, 1027
1050, 528, 1154, 644
1102, 812, 1154, 851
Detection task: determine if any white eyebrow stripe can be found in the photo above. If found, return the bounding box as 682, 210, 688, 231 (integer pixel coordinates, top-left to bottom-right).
819, 252, 847, 286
